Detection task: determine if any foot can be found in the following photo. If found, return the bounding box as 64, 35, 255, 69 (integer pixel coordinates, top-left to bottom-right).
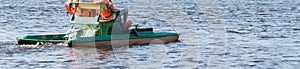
123, 20, 132, 30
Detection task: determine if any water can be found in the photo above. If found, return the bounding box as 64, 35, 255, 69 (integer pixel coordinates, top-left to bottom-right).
1, 0, 300, 69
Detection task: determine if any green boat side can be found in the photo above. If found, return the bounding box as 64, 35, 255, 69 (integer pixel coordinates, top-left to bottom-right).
17, 34, 67, 44
72, 32, 178, 42
17, 32, 178, 45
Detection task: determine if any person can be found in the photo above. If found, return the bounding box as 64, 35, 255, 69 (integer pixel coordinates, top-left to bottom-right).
64, 0, 131, 30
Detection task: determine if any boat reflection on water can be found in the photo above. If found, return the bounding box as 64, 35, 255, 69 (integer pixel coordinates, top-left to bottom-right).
69, 46, 113, 59
66, 46, 113, 68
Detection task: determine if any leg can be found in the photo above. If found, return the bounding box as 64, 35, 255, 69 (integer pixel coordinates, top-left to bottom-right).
120, 7, 131, 30
122, 7, 128, 23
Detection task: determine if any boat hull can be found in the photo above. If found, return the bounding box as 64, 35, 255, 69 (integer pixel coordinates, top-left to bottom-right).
70, 35, 179, 47
17, 32, 179, 47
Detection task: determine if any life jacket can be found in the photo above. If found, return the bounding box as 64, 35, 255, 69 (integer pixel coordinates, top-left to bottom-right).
64, 0, 78, 15
64, 0, 114, 20
99, 0, 114, 20
64, 0, 95, 17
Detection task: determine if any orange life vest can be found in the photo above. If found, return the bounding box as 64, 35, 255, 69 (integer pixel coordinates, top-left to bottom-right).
64, 0, 114, 20
64, 0, 78, 15
99, 0, 114, 20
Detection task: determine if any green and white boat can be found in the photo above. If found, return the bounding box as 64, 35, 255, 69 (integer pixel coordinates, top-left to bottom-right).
17, 2, 179, 47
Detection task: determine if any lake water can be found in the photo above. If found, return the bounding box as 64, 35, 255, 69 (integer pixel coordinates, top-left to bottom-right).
0, 0, 300, 69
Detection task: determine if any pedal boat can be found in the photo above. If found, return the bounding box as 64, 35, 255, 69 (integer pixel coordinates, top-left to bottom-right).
17, 2, 179, 47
